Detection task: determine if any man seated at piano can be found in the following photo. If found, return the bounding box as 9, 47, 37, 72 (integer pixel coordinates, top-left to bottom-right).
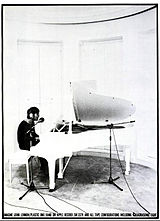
26, 81, 136, 191
17, 106, 47, 173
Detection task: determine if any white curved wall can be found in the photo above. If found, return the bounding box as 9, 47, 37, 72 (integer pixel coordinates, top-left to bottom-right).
4, 7, 157, 169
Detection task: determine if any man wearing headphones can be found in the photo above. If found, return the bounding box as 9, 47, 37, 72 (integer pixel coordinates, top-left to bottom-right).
17, 107, 40, 151
17, 107, 47, 173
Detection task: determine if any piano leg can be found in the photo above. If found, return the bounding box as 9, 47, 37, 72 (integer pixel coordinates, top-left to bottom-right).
125, 146, 130, 175
58, 156, 72, 179
47, 157, 56, 191
58, 158, 64, 179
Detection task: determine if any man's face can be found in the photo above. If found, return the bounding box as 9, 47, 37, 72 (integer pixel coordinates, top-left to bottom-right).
29, 112, 39, 121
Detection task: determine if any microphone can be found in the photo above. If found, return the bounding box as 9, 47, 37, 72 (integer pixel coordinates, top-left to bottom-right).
26, 117, 45, 134
37, 117, 45, 123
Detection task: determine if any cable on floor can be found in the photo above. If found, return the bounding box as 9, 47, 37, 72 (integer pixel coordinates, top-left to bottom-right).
4, 201, 52, 213
39, 191, 87, 213
35, 189, 58, 213
5, 186, 86, 215
112, 128, 150, 214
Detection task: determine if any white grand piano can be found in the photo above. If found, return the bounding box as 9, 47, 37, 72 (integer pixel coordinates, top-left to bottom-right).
30, 81, 136, 191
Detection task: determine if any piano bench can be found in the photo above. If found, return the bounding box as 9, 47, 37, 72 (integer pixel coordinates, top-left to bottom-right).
73, 145, 130, 175
8, 150, 31, 185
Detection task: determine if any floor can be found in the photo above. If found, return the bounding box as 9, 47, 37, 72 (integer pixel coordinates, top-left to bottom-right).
3, 155, 158, 219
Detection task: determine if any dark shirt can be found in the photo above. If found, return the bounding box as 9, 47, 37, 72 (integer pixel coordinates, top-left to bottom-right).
17, 120, 40, 151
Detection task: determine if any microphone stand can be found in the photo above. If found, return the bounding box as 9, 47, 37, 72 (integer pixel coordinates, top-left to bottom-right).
94, 120, 135, 192
19, 120, 48, 200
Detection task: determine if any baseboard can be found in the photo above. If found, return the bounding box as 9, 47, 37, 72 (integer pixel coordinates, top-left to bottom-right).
132, 157, 157, 171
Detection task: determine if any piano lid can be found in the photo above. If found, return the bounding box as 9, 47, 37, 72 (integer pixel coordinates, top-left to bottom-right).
72, 81, 136, 123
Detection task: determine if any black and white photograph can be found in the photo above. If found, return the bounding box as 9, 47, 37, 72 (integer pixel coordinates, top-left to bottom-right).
2, 3, 158, 219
